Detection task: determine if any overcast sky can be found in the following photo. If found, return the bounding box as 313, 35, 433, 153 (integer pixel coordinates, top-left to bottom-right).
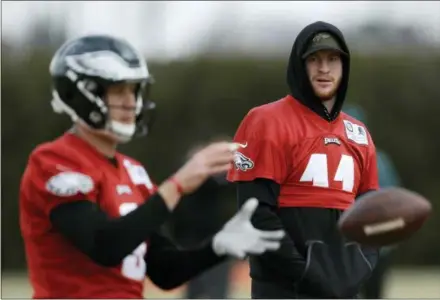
2, 1, 440, 59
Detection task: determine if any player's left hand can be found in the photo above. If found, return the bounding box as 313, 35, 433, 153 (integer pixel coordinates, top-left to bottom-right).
212, 198, 285, 259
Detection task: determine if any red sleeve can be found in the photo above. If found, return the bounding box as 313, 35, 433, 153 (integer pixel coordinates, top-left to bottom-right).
227, 109, 290, 184
25, 148, 100, 216
358, 134, 379, 194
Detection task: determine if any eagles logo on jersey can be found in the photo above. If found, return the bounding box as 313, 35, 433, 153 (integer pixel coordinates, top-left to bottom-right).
234, 152, 254, 171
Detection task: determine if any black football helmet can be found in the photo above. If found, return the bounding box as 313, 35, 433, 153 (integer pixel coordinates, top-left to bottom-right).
49, 34, 156, 142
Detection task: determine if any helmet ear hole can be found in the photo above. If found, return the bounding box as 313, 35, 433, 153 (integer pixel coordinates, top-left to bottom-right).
89, 111, 104, 125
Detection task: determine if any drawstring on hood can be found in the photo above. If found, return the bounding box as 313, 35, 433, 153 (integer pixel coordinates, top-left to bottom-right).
287, 21, 351, 121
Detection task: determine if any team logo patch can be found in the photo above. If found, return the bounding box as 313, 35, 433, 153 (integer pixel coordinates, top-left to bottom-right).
324, 137, 341, 146
46, 171, 94, 197
343, 120, 368, 145
233, 152, 254, 171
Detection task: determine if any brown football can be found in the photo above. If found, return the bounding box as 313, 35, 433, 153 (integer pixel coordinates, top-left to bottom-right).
338, 187, 432, 246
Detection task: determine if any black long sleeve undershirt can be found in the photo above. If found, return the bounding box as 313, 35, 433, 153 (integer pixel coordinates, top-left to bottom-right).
50, 192, 227, 290
49, 193, 172, 267
236, 178, 306, 282
237, 180, 377, 285
146, 232, 226, 290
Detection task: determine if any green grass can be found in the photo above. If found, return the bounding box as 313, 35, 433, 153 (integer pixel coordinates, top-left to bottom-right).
2, 268, 439, 298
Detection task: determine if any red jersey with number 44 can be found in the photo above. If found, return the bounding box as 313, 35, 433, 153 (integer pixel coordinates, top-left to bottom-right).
227, 95, 378, 209
20, 133, 156, 298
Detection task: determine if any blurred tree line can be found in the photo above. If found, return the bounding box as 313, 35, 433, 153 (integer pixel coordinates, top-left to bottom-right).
2, 45, 439, 271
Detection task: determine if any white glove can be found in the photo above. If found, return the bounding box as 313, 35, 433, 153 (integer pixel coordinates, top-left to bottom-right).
212, 198, 285, 259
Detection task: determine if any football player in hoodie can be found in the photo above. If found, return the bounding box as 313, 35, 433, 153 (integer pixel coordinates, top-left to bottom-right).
228, 21, 380, 299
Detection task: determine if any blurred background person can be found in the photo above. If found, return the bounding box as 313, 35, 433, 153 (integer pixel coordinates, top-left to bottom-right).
344, 104, 402, 299
165, 137, 236, 299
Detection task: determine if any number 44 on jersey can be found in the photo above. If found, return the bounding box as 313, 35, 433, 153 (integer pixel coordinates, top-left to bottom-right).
300, 154, 355, 192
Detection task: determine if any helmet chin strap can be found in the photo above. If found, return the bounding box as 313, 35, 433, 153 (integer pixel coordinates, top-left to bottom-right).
108, 120, 136, 143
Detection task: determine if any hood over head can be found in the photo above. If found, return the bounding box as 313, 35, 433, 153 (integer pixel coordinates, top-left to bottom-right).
287, 21, 350, 121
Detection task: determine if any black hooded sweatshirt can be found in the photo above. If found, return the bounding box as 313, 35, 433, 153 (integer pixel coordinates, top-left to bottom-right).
236, 21, 379, 299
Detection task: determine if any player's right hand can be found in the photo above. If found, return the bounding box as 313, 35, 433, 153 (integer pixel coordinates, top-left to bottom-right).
171, 141, 236, 194
212, 198, 285, 259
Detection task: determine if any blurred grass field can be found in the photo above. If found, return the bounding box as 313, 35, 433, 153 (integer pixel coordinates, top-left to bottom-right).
2, 262, 439, 298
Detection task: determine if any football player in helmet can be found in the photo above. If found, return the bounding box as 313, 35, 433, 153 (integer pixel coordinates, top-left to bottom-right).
19, 35, 284, 299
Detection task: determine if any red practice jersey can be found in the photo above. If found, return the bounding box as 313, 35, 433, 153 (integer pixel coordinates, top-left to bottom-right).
227, 95, 379, 210
20, 133, 156, 298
